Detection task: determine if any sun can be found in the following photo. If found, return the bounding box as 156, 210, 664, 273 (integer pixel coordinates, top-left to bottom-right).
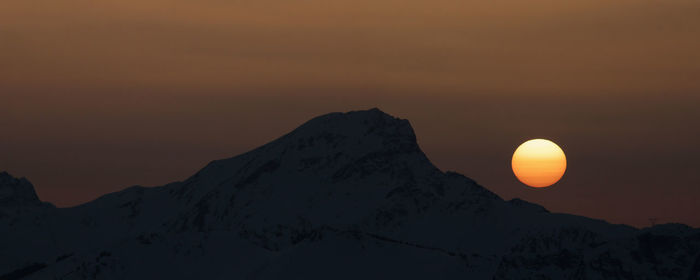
511, 139, 567, 188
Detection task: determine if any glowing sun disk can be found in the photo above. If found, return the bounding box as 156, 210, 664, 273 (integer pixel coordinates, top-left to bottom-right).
511, 139, 567, 188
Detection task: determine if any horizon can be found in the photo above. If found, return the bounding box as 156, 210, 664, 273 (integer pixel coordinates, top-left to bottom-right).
2, 106, 698, 229
2, 0, 699, 229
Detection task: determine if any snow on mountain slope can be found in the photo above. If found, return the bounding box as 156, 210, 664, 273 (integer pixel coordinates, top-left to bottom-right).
0, 172, 58, 276
0, 172, 52, 218
1, 108, 698, 279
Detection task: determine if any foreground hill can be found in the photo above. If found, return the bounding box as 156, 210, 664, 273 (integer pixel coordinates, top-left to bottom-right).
1, 109, 699, 279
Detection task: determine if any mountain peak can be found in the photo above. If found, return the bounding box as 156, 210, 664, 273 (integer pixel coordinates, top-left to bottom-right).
0, 172, 43, 210
288, 108, 417, 145
207, 108, 422, 174
172, 108, 467, 236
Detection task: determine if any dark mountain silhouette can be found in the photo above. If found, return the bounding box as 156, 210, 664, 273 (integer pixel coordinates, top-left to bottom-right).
1, 109, 699, 279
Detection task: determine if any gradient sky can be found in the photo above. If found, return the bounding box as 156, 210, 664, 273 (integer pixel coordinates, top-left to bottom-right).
2, 0, 699, 227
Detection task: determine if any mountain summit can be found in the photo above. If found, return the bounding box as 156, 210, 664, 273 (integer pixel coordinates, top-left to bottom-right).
1, 109, 699, 280
0, 172, 53, 222
0, 172, 40, 204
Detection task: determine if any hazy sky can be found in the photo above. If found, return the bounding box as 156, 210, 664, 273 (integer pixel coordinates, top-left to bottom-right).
2, 0, 699, 227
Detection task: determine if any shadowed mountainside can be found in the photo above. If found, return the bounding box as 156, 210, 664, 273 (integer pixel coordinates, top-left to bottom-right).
1, 109, 699, 279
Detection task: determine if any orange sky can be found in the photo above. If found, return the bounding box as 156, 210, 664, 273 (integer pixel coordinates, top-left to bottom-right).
1, 0, 699, 227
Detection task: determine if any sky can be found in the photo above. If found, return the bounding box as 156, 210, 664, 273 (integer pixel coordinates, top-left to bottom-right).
1, 0, 699, 228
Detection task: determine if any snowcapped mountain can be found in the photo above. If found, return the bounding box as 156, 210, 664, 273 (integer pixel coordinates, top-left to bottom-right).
0, 172, 52, 215
1, 109, 698, 279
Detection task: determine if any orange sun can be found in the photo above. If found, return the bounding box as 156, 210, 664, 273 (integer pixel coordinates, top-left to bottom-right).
511, 139, 567, 188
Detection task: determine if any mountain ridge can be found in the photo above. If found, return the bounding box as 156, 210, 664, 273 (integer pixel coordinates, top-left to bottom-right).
1, 108, 698, 279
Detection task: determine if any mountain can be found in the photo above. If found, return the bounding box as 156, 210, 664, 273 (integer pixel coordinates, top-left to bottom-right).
1, 108, 699, 279
0, 172, 51, 213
